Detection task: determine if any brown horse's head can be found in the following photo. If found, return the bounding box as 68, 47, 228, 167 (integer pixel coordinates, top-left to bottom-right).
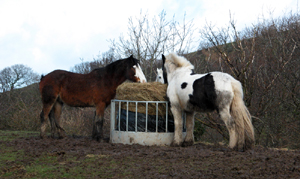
125, 55, 147, 83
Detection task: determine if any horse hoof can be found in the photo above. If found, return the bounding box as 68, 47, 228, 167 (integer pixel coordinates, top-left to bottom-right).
232, 145, 245, 152
92, 135, 103, 142
170, 141, 182, 147
182, 140, 194, 147
97, 138, 108, 143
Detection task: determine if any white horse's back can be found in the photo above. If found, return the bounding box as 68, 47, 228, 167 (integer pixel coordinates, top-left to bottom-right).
168, 70, 236, 112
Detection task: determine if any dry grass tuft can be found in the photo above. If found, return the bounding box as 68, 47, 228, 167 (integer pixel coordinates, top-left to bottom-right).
116, 82, 169, 115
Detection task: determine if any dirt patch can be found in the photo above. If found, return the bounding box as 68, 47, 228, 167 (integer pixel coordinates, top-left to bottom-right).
3, 135, 300, 178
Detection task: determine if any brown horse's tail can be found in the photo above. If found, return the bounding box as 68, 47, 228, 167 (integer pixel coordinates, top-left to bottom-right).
230, 80, 255, 150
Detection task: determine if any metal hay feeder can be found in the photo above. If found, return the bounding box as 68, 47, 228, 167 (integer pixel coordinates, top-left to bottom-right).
110, 99, 186, 146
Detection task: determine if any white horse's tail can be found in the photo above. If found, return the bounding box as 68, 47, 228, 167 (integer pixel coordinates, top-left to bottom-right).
230, 80, 255, 150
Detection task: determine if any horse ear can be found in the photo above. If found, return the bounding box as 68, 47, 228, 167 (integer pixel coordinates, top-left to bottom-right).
128, 55, 138, 66
162, 54, 166, 64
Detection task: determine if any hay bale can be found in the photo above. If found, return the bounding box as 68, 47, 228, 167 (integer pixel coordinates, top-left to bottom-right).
116, 82, 167, 101
116, 82, 169, 115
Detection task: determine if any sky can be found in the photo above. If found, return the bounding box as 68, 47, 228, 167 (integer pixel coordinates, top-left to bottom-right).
0, 0, 298, 75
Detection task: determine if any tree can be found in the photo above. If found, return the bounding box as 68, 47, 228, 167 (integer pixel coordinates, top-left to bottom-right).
109, 10, 196, 81
0, 64, 39, 92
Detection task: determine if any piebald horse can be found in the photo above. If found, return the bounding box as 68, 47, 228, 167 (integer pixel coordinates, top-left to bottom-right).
162, 53, 254, 151
155, 68, 165, 84
39, 55, 147, 141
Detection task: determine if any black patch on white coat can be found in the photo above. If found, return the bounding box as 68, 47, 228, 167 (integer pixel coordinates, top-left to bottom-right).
188, 73, 217, 111
181, 82, 187, 89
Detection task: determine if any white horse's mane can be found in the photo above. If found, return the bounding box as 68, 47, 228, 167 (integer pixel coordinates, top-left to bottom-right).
165, 53, 194, 70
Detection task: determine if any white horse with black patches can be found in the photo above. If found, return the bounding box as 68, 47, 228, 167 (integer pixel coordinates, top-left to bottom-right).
162, 53, 254, 151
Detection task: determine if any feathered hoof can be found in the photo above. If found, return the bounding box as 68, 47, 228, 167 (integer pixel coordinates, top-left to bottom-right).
182, 140, 194, 147
232, 145, 253, 152
232, 142, 254, 152
170, 141, 182, 147
231, 144, 244, 152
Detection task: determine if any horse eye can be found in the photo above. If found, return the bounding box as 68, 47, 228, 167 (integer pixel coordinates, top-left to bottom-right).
159, 77, 161, 79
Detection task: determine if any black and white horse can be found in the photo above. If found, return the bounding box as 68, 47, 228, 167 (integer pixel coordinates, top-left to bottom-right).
162, 53, 254, 151
155, 68, 165, 84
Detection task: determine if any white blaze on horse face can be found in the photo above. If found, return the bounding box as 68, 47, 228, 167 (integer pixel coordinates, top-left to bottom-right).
156, 68, 164, 84
134, 64, 147, 83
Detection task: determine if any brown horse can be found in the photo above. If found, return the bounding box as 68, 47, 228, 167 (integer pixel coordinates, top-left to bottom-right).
39, 55, 147, 141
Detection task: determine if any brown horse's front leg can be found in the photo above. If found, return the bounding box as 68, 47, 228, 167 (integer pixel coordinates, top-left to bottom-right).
92, 115, 104, 142
92, 117, 103, 141
92, 104, 105, 142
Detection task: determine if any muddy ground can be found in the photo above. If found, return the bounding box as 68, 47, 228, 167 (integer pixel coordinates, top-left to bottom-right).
3, 134, 300, 178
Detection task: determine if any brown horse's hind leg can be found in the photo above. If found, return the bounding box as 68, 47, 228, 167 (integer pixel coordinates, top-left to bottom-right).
54, 101, 66, 139
92, 103, 106, 141
40, 85, 59, 139
49, 100, 66, 139
40, 104, 54, 139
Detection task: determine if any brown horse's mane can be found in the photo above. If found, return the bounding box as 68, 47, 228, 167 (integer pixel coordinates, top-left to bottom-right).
91, 56, 139, 76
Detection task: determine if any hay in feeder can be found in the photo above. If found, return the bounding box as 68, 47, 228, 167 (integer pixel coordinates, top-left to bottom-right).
116, 82, 169, 115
